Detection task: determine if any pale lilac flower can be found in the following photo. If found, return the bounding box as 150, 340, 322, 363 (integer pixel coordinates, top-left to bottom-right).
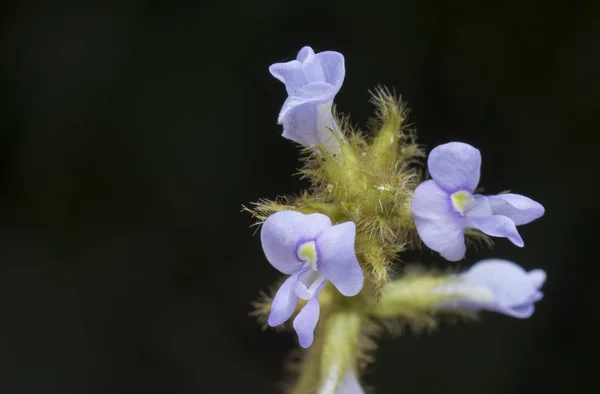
320, 366, 364, 394
411, 142, 545, 261
334, 370, 365, 394
269, 46, 345, 154
261, 211, 363, 348
434, 259, 546, 318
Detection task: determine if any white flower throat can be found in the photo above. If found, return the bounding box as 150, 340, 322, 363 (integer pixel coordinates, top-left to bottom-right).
295, 241, 325, 300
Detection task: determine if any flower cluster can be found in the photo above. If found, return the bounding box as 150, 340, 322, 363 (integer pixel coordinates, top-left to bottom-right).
247, 46, 547, 394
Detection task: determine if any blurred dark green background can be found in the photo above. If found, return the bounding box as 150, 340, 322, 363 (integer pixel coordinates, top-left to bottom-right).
0, 1, 597, 393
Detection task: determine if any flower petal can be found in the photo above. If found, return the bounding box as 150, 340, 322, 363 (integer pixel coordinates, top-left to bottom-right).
268, 60, 308, 96
435, 259, 546, 318
270, 47, 345, 154
316, 222, 363, 296
466, 215, 524, 247
462, 259, 546, 318
293, 284, 325, 348
428, 142, 481, 193
278, 83, 339, 123
301, 47, 325, 83
527, 290, 544, 303
468, 194, 493, 216
316, 51, 345, 91
295, 269, 327, 300
261, 211, 332, 274
507, 303, 535, 318
528, 269, 547, 288
488, 193, 545, 225
335, 370, 365, 394
280, 101, 341, 154
267, 272, 301, 327
411, 180, 466, 261
296, 46, 315, 62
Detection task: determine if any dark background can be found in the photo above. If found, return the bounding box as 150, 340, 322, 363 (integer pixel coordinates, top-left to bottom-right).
1, 1, 597, 393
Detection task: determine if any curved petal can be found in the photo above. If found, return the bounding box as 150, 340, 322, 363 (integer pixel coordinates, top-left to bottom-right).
462, 259, 545, 318
411, 180, 466, 261
281, 101, 341, 154
528, 269, 547, 288
278, 82, 338, 122
268, 60, 307, 96
280, 101, 319, 146
428, 142, 481, 193
316, 51, 345, 91
488, 193, 545, 225
293, 284, 325, 348
505, 303, 535, 318
261, 211, 332, 274
267, 272, 301, 327
314, 102, 342, 155
316, 222, 363, 297
467, 194, 493, 216
466, 215, 524, 247
296, 46, 315, 62
527, 290, 544, 303
294, 270, 327, 300
301, 47, 325, 83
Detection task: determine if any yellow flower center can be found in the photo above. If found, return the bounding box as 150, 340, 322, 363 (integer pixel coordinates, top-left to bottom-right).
297, 241, 318, 270
451, 190, 474, 214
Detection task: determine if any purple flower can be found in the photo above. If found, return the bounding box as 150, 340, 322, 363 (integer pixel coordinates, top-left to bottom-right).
261, 210, 363, 348
411, 142, 545, 261
434, 259, 546, 318
269, 46, 345, 154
